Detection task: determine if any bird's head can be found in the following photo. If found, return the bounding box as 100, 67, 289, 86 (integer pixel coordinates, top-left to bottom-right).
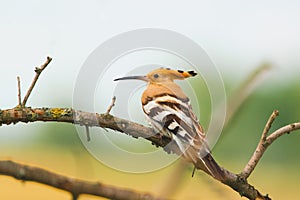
114, 68, 197, 83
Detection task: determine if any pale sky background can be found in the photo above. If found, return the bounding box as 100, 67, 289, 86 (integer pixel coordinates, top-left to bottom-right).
0, 0, 299, 122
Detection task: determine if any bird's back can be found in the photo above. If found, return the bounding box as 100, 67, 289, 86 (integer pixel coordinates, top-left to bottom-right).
142, 81, 208, 162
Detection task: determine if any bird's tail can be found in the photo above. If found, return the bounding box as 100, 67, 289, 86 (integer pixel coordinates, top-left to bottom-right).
171, 135, 225, 180
196, 153, 225, 181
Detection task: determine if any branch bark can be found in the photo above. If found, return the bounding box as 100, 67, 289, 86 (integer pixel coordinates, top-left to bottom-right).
0, 160, 165, 200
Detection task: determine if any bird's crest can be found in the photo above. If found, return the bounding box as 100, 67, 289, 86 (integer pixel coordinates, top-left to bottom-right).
146, 68, 197, 83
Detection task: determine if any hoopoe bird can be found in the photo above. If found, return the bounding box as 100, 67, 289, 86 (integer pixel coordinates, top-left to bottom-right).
114, 68, 224, 179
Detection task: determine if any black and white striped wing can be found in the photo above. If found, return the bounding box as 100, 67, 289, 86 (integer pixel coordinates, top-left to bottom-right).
142, 95, 207, 162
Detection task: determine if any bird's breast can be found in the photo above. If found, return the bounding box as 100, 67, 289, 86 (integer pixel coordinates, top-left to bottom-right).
141, 82, 189, 105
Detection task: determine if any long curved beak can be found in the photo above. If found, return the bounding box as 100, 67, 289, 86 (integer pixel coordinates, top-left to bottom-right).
114, 75, 148, 82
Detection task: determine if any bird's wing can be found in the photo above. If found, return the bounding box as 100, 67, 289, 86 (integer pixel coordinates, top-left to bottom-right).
143, 95, 208, 161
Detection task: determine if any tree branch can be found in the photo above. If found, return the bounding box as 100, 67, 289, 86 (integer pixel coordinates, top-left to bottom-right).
2, 106, 298, 199
0, 107, 168, 147
0, 160, 165, 200
241, 110, 279, 178
241, 111, 300, 179
2, 57, 299, 200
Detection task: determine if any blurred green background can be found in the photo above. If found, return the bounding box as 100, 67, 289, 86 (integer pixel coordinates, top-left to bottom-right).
1, 1, 300, 199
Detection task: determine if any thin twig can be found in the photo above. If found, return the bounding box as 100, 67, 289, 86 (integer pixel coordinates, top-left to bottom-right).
241, 110, 279, 178
22, 56, 52, 106
85, 125, 91, 142
261, 110, 279, 141
17, 76, 21, 106
266, 122, 300, 145
106, 96, 116, 114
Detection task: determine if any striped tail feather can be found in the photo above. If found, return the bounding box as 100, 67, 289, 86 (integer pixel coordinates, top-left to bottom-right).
173, 134, 225, 180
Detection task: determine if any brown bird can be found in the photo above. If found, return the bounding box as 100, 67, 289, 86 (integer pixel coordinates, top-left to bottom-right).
115, 68, 224, 179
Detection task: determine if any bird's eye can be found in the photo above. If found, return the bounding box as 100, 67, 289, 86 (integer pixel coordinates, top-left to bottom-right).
153, 74, 159, 78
